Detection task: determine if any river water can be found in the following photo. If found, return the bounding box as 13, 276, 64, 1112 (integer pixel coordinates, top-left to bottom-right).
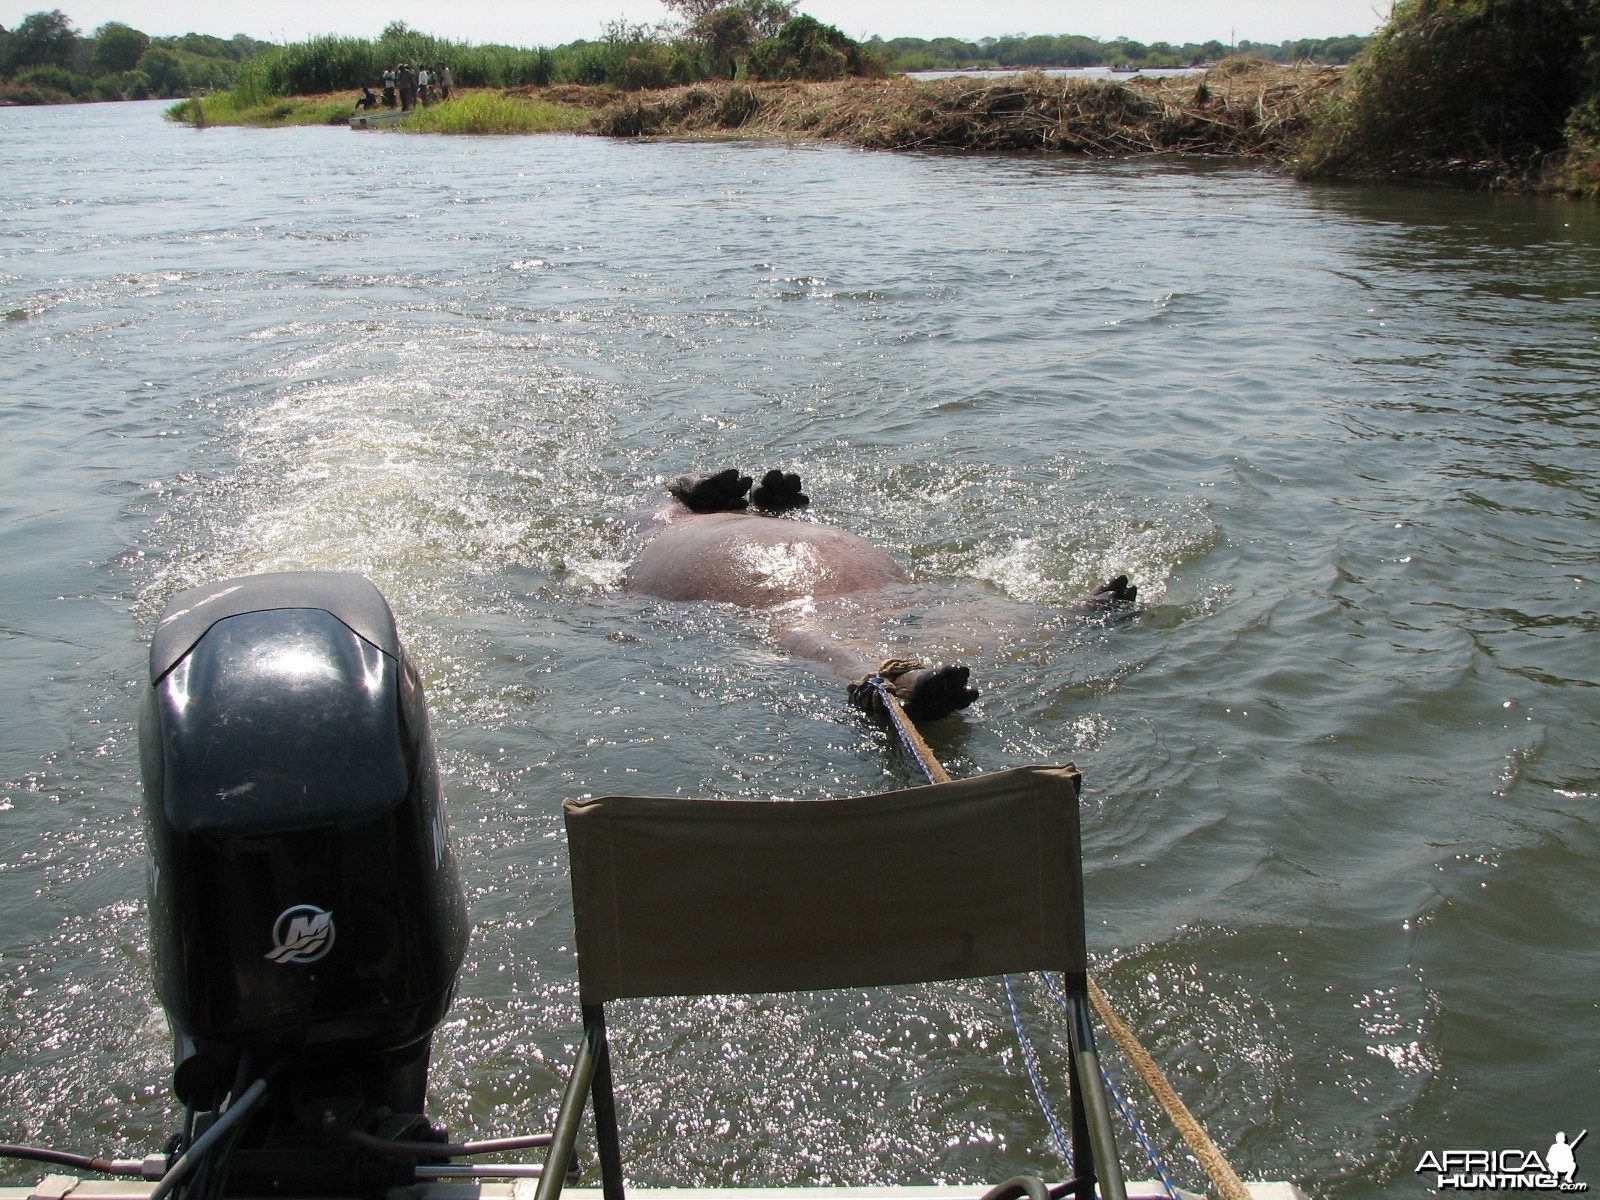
2, 100, 1596, 1197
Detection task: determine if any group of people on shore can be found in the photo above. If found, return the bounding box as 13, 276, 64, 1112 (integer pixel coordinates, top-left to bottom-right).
356, 63, 454, 113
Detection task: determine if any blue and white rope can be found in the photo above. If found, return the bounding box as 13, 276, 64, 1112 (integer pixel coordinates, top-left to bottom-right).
1003, 972, 1076, 1171
1038, 972, 1181, 1199
866, 673, 1183, 1198
865, 674, 951, 785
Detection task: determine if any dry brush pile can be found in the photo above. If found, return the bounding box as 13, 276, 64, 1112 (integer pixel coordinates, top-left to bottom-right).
589, 60, 1341, 159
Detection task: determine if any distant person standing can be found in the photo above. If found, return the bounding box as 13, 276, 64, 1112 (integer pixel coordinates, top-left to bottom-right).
437, 63, 452, 101
417, 64, 431, 106
398, 63, 416, 111
381, 66, 396, 109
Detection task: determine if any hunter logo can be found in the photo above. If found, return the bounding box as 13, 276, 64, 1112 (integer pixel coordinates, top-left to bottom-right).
1416, 1131, 1587, 1191
266, 904, 335, 964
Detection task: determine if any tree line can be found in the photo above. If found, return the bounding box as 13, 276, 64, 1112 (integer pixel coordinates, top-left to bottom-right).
0, 9, 270, 102
0, 3, 881, 103
1, 4, 1372, 107
227, 8, 879, 102
869, 32, 1371, 72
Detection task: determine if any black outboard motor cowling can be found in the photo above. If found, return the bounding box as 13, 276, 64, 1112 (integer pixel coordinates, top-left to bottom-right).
140, 572, 468, 1189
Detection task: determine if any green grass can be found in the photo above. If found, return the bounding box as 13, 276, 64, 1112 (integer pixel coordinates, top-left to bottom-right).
166, 87, 590, 133
166, 91, 352, 126
401, 91, 590, 134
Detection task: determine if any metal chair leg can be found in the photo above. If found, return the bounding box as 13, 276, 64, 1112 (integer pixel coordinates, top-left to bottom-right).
585, 1004, 625, 1200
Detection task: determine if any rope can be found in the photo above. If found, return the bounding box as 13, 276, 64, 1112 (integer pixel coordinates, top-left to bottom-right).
862, 671, 951, 785
865, 676, 1252, 1200
1002, 973, 1076, 1171
1097, 1059, 1181, 1200
1086, 978, 1253, 1200
1038, 973, 1179, 1200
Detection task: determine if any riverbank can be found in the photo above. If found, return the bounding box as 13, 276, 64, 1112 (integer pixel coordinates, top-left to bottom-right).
167, 87, 594, 132
161, 59, 1600, 195
168, 60, 1334, 156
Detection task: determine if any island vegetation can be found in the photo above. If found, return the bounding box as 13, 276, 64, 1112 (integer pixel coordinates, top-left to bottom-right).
5, 0, 1599, 197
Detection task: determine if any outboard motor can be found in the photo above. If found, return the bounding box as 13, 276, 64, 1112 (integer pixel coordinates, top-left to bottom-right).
140, 571, 468, 1194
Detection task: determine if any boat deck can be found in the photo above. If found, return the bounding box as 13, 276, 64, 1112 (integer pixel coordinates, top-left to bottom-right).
6, 1178, 1310, 1200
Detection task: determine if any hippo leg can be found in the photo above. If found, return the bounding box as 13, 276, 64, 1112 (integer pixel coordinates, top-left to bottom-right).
751, 469, 809, 512
668, 468, 752, 513
1093, 574, 1138, 603
668, 468, 810, 515
1067, 573, 1140, 619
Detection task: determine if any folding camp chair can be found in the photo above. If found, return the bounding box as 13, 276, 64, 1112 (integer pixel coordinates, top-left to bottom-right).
538, 764, 1127, 1200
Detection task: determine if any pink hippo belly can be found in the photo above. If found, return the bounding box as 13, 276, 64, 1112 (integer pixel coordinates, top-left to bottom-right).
624, 512, 909, 608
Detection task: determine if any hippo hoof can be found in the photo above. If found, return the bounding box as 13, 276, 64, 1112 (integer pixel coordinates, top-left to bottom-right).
752, 469, 809, 513
893, 663, 979, 722
1088, 576, 1139, 604
1091, 574, 1138, 604
849, 661, 978, 724
669, 468, 751, 513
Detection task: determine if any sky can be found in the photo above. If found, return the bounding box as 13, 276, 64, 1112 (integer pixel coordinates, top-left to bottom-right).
2, 1, 1392, 49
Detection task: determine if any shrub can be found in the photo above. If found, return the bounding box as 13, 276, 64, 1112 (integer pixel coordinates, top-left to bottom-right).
747, 16, 880, 82
7, 64, 90, 99
1298, 0, 1600, 184
1554, 97, 1600, 194
556, 22, 696, 89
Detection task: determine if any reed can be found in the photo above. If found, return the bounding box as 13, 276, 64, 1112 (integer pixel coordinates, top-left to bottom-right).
216, 33, 631, 99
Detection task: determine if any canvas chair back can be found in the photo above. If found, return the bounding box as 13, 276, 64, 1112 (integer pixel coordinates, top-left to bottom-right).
564, 764, 1086, 1002
542, 763, 1124, 1200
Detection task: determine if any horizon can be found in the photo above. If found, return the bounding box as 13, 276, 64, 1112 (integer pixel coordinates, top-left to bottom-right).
0, 1, 1388, 51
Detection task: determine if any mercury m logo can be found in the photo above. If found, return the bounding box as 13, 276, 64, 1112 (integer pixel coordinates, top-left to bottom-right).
266, 904, 335, 964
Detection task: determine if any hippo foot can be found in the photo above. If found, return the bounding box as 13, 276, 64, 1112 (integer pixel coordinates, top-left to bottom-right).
752, 469, 809, 513
848, 659, 979, 724
669, 468, 751, 512
1092, 574, 1138, 604
1069, 574, 1140, 622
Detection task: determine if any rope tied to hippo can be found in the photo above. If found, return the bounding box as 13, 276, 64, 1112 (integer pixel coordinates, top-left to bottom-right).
850, 661, 953, 784
856, 665, 1252, 1200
